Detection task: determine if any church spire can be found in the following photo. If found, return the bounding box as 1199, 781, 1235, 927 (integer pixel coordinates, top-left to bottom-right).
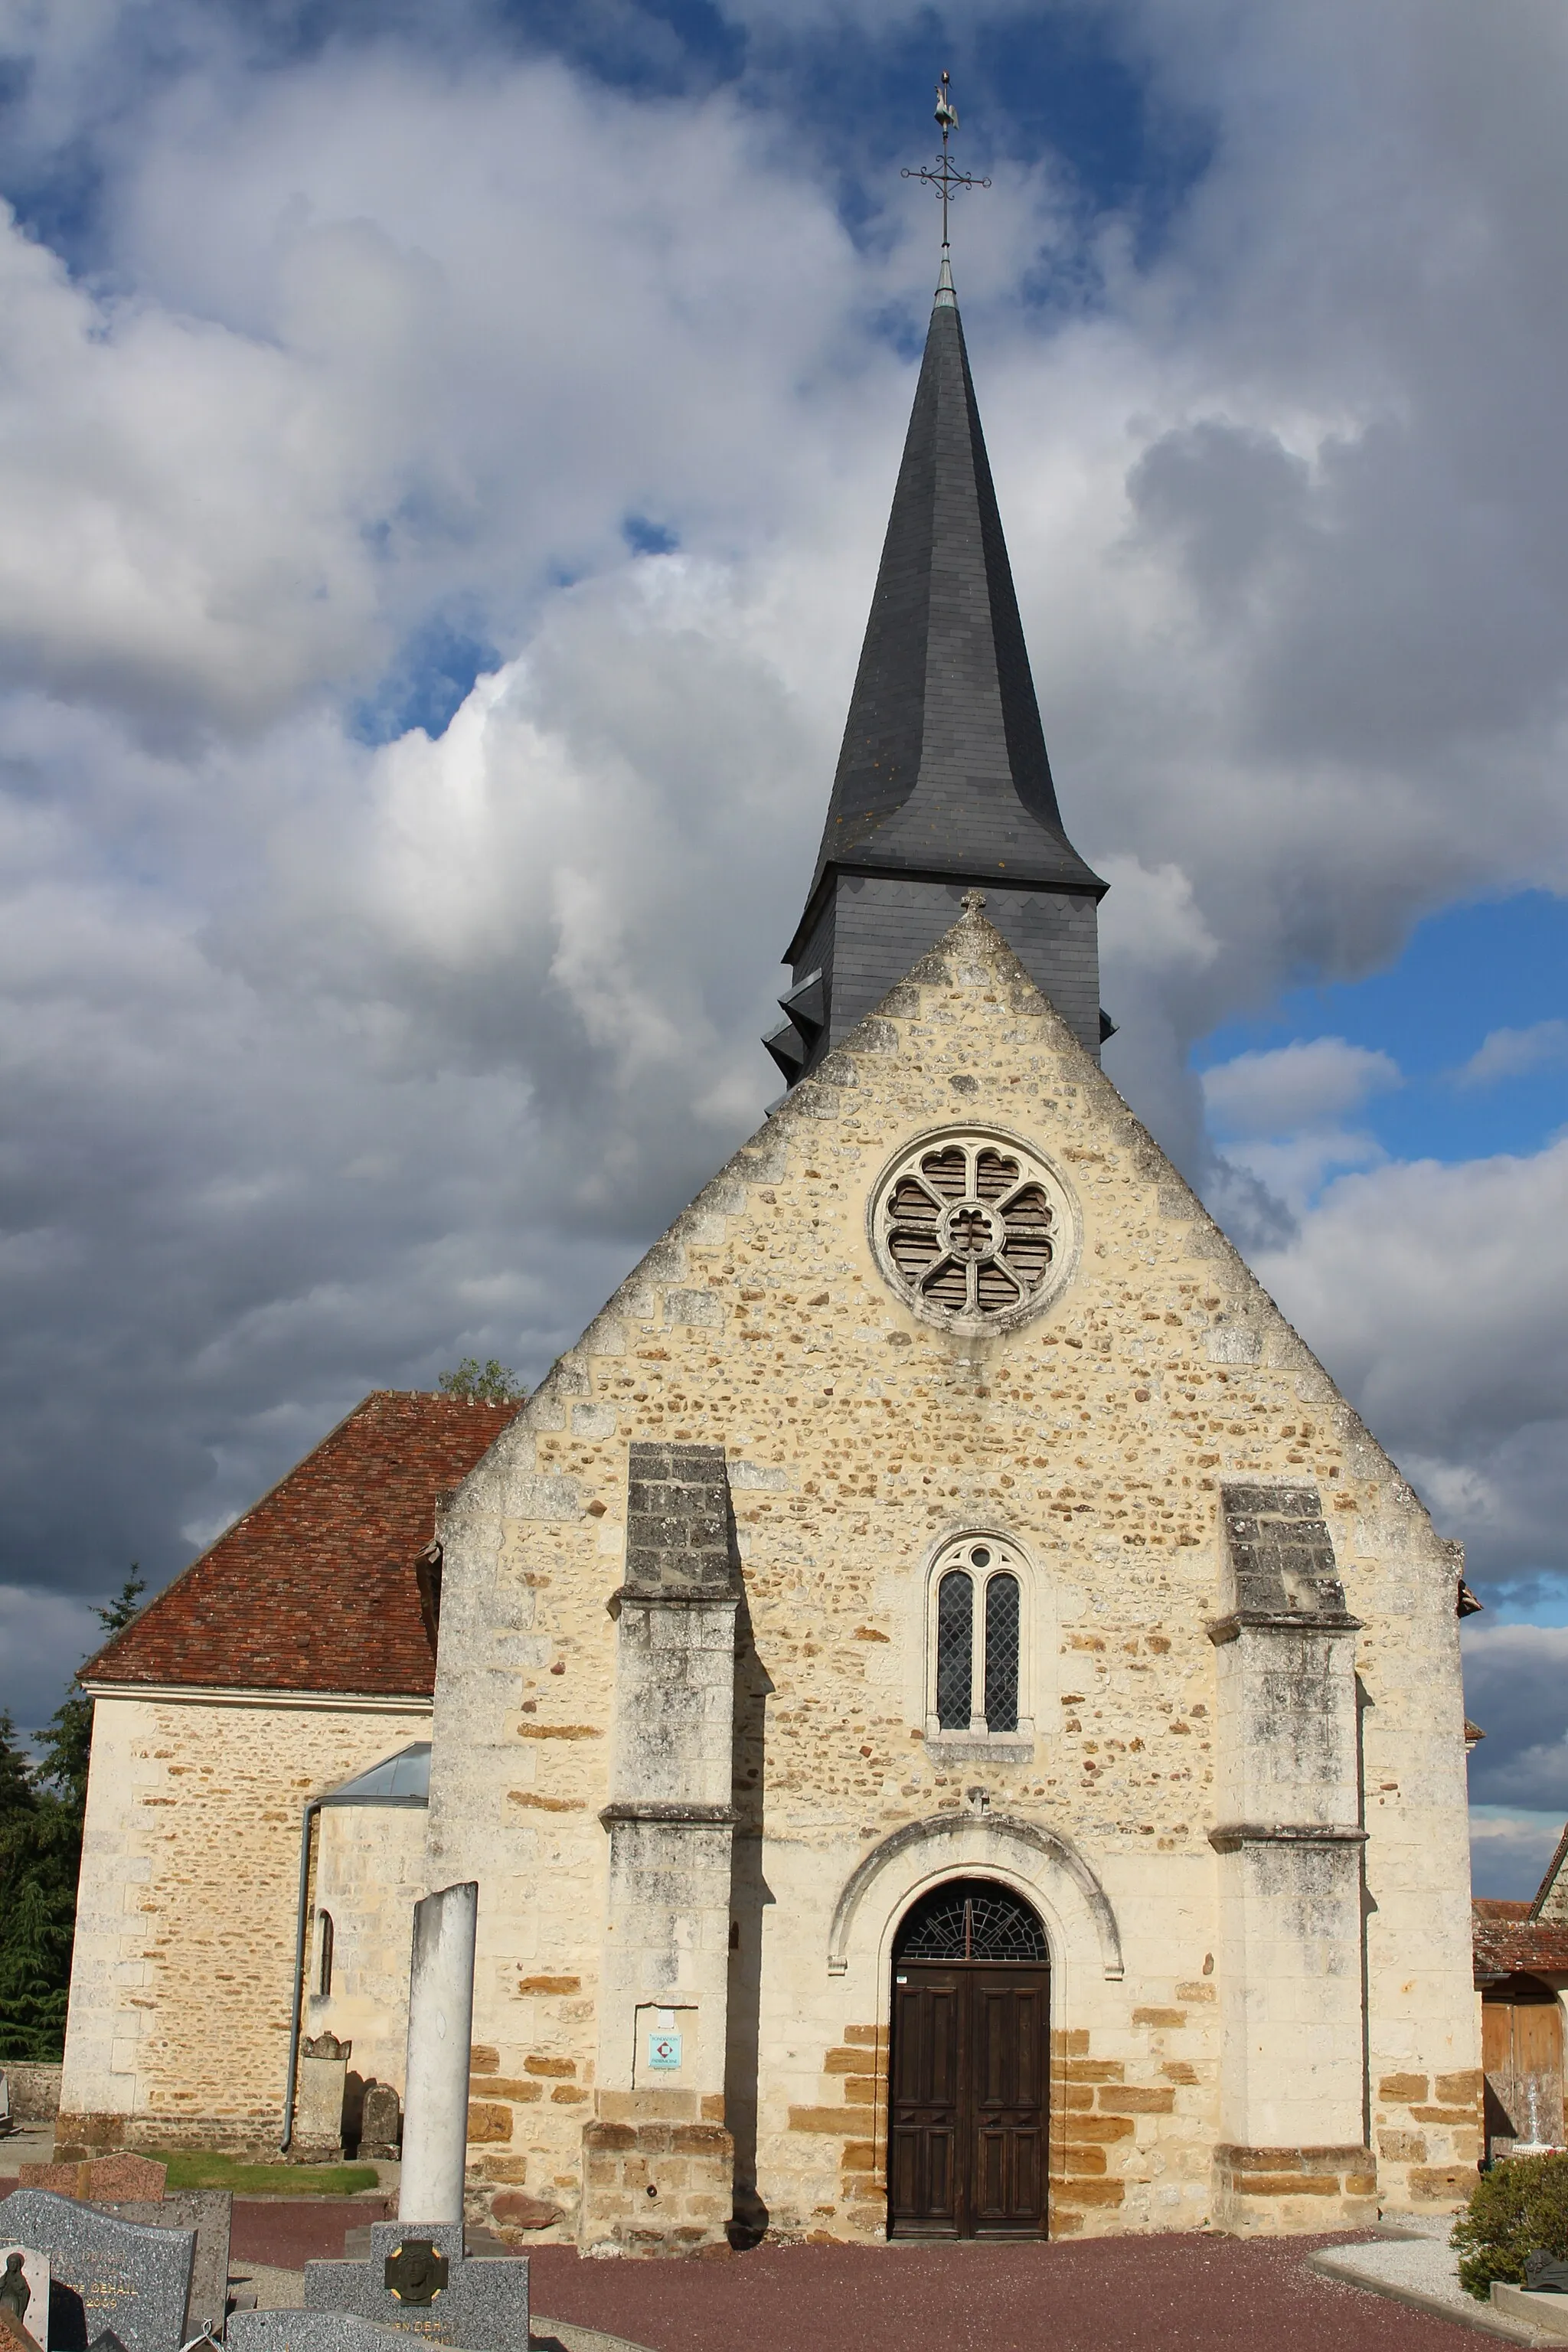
766, 78, 1109, 1087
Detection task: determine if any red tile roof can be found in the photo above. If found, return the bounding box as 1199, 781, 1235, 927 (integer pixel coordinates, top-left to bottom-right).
1475, 1898, 1568, 1984
83, 1392, 517, 1698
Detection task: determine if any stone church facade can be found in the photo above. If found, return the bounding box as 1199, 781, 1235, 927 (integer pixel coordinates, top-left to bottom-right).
59, 247, 1481, 2249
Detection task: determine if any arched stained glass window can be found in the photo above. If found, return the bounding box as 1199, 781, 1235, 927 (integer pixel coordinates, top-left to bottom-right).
935, 1570, 972, 1730
984, 1574, 1021, 1733
894, 1877, 1047, 1962
317, 1909, 335, 1998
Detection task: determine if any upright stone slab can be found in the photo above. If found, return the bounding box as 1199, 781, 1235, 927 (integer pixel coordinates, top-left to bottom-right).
581, 1442, 738, 2254
103, 2194, 231, 2341
302, 2218, 529, 2349
399, 1886, 477, 2228
1209, 1485, 1375, 2230
292, 2033, 350, 2164
0, 2190, 194, 2352
360, 2082, 402, 2161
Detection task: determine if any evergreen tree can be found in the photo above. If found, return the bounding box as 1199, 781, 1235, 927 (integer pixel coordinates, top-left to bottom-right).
0, 1571, 145, 2061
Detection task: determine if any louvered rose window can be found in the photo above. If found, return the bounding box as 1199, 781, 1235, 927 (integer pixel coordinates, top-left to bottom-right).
871, 1129, 1075, 1331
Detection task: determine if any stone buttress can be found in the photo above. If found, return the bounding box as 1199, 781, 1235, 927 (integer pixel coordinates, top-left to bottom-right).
581, 1442, 739, 2252
1210, 1485, 1375, 2228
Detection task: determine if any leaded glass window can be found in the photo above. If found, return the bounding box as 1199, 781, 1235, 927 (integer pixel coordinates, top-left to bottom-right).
927, 1537, 1031, 1740
984, 1573, 1021, 1733
935, 1570, 972, 1730
894, 1878, 1047, 1963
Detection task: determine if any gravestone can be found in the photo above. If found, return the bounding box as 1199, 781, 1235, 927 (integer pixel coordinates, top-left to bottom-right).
0, 2190, 194, 2352
301, 2219, 529, 2349
102, 2194, 230, 2340
0, 2076, 11, 2136
360, 2084, 402, 2162
293, 2034, 350, 2164
0, 2248, 46, 2347
229, 2318, 435, 2350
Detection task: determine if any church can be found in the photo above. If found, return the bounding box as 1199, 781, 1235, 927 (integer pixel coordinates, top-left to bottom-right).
57, 220, 1481, 2251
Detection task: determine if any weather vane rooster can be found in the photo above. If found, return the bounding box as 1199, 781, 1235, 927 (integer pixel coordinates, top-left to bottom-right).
902, 69, 991, 253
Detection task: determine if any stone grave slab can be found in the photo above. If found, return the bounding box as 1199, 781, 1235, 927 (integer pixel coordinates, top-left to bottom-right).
1493, 2281, 1568, 2341
303, 2220, 528, 2349
102, 2194, 230, 2340
229, 2316, 430, 2351
0, 2189, 194, 2352
0, 2247, 47, 2348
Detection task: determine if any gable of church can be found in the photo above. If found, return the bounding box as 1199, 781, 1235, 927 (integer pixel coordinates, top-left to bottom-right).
423, 903, 1475, 2246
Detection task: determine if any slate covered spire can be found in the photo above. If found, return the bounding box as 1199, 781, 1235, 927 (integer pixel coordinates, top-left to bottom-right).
767, 256, 1109, 1085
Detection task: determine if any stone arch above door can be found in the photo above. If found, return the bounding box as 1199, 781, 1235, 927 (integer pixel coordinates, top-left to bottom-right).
827, 1812, 1124, 1984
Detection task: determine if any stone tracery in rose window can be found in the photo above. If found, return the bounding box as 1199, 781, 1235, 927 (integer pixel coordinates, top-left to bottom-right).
871, 1130, 1075, 1331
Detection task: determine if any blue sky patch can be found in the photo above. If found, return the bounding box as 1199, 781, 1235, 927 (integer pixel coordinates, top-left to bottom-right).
1195, 890, 1568, 1168
623, 514, 680, 557
351, 612, 500, 746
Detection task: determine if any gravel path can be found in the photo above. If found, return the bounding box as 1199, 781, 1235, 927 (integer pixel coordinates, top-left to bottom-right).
517, 2233, 1493, 2352
1309, 2236, 1552, 2346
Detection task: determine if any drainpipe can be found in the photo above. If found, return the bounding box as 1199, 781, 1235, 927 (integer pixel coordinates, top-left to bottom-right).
279, 1796, 324, 2154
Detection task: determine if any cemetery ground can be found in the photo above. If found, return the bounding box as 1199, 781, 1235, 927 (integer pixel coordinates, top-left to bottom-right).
0, 2125, 1541, 2352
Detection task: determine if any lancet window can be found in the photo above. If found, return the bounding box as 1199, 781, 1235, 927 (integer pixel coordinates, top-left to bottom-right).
928, 1535, 1031, 1740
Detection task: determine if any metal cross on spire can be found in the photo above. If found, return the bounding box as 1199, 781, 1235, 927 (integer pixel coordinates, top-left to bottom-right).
902, 70, 990, 265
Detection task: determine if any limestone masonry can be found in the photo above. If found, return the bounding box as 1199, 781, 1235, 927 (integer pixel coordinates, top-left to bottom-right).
60, 228, 1481, 2249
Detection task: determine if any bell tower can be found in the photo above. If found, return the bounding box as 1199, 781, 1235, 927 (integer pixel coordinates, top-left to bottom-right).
767, 81, 1109, 1084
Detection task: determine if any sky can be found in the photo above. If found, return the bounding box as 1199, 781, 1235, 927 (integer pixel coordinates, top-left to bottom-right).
0, 0, 1563, 1897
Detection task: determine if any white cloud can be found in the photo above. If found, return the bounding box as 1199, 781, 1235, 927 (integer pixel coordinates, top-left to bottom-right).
0, 0, 1565, 1711
1458, 1019, 1568, 1088
1468, 1807, 1566, 1903
1256, 1141, 1568, 1604
1202, 1037, 1401, 1138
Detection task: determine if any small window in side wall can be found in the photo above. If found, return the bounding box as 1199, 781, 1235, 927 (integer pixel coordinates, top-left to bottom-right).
317, 1909, 335, 1998
926, 1537, 1032, 1740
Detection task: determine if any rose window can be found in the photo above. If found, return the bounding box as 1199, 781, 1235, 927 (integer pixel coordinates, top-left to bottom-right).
870, 1129, 1076, 1330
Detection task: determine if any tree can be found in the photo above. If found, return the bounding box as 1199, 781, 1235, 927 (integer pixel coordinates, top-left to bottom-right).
0, 1571, 145, 2062
0, 1710, 73, 2062
436, 1358, 528, 1404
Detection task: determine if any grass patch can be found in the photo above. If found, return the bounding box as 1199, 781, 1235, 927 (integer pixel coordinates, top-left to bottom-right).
145, 2149, 381, 2197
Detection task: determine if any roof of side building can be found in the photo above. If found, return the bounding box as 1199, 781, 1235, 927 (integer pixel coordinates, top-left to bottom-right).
1474, 1895, 1568, 1984
81, 1391, 517, 1699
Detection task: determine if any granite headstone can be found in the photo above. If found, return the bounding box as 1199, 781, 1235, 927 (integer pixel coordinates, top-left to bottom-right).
102, 2194, 230, 2339
229, 2317, 428, 2352
0, 2190, 194, 2352
302, 2220, 529, 2349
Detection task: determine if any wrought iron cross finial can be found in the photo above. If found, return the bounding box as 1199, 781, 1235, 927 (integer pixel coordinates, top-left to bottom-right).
902, 69, 990, 258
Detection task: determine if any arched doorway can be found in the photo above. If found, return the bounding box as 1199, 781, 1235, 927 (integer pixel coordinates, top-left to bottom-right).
1483, 1972, 1565, 2158
887, 1878, 1050, 2239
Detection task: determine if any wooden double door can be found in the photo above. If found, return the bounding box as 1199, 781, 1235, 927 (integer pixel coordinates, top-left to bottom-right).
1483, 1977, 1564, 2154
888, 1962, 1050, 2236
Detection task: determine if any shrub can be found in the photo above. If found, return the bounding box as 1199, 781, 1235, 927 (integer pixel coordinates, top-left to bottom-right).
1453, 2152, 1568, 2300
